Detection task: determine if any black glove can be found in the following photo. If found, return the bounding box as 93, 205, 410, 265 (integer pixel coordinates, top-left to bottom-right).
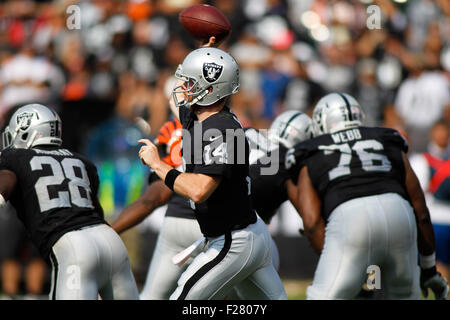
420, 266, 449, 300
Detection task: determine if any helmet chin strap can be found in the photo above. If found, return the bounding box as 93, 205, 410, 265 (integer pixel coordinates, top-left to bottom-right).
187, 89, 210, 108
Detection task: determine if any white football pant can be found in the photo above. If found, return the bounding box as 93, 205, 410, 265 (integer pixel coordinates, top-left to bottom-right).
307, 193, 420, 300
49, 224, 139, 300
170, 217, 287, 300
140, 216, 281, 299
140, 217, 203, 299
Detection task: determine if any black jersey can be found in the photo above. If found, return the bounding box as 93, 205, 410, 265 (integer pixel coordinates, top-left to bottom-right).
147, 170, 195, 219
179, 105, 256, 237
245, 128, 290, 224
286, 127, 409, 221
0, 146, 106, 259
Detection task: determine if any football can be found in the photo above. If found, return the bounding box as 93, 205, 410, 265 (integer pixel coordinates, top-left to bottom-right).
179, 4, 231, 43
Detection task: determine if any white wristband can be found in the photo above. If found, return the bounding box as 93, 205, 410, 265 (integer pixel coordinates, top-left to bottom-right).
0, 194, 5, 209
420, 252, 436, 269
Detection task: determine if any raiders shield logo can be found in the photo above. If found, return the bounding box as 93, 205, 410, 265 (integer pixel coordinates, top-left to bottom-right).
203, 63, 223, 83
16, 112, 36, 131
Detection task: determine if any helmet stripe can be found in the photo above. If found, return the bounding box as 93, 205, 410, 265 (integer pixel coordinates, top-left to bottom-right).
280, 112, 302, 138
338, 93, 353, 121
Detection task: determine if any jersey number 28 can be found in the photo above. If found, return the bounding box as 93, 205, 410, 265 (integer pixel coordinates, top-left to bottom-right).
30, 156, 94, 212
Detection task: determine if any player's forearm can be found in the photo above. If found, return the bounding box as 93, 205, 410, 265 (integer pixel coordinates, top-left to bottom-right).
286, 180, 301, 212
151, 159, 219, 203
304, 220, 325, 255
402, 153, 436, 255
416, 219, 436, 257
112, 180, 172, 234
139, 139, 221, 203
151, 159, 174, 182
297, 166, 325, 254
112, 201, 153, 234
411, 192, 435, 256
173, 172, 220, 203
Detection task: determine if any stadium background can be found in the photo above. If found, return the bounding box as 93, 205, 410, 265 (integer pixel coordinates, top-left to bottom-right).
0, 0, 448, 299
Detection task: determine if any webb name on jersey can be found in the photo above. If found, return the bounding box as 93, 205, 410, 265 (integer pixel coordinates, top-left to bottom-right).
286, 127, 410, 221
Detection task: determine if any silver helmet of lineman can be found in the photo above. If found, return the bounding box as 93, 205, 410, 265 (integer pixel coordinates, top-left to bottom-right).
268, 110, 314, 148
2, 103, 62, 149
172, 47, 240, 108
312, 92, 365, 136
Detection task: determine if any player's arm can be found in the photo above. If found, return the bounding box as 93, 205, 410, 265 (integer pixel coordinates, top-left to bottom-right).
139, 139, 221, 203
172, 171, 220, 203
0, 169, 17, 208
111, 180, 173, 234
286, 179, 300, 212
402, 152, 435, 256
286, 179, 306, 235
402, 152, 449, 299
296, 166, 325, 255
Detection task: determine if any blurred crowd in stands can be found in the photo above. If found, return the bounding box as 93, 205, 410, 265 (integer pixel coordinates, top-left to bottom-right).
0, 0, 448, 151
0, 0, 448, 298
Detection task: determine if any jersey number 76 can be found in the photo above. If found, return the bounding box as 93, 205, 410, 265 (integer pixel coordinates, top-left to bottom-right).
319, 139, 392, 181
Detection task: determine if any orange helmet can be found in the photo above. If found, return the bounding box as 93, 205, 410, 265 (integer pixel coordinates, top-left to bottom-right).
155, 118, 182, 167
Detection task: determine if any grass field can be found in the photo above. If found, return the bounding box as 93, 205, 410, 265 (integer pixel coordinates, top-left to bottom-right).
281, 279, 441, 300
282, 279, 312, 300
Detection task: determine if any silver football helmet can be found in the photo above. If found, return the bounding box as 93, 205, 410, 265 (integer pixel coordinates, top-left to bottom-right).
172, 47, 240, 108
268, 110, 313, 148
312, 92, 365, 136
2, 104, 62, 149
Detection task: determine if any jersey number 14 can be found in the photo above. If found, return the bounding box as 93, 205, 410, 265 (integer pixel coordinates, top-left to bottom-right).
30, 156, 94, 212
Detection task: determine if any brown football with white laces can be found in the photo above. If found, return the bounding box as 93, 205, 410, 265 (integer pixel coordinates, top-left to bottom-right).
179, 4, 231, 43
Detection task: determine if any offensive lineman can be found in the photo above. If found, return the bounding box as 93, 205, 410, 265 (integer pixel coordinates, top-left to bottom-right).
246, 110, 313, 226
286, 92, 449, 299
0, 104, 139, 300
139, 47, 287, 300
244, 111, 313, 273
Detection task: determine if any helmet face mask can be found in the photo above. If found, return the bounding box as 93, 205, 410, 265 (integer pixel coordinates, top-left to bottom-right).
172, 66, 205, 107
172, 47, 240, 109
2, 104, 62, 150
268, 110, 313, 148
1, 126, 13, 149
312, 93, 365, 136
